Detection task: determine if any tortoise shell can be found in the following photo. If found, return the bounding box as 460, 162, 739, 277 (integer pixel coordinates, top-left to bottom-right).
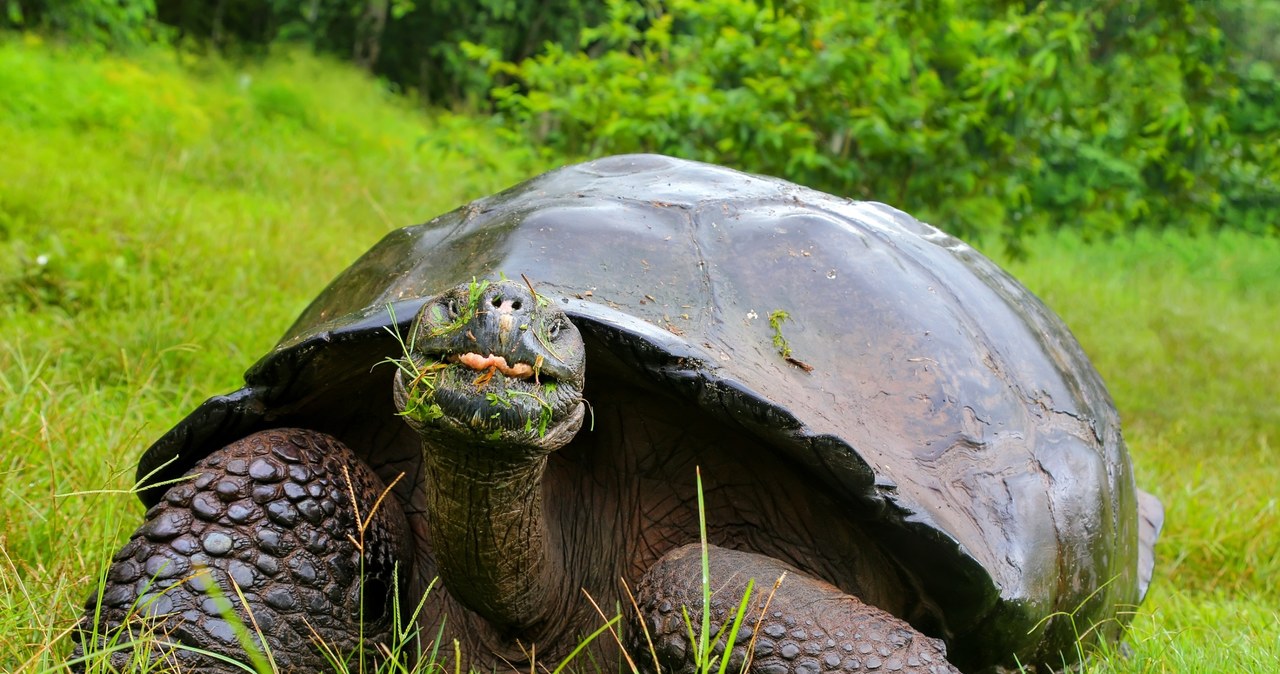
138, 154, 1153, 669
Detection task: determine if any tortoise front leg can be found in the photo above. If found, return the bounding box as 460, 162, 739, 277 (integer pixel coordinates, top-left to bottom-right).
73, 429, 411, 672
630, 544, 959, 674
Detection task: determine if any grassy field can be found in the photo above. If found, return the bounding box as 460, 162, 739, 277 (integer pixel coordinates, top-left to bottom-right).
1, 37, 1277, 672
997, 232, 1280, 672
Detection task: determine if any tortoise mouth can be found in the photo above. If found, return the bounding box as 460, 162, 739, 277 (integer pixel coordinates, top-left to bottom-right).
450, 352, 538, 379
394, 348, 583, 441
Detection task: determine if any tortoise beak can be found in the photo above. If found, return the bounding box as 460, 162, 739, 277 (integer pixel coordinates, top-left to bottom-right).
498, 312, 515, 349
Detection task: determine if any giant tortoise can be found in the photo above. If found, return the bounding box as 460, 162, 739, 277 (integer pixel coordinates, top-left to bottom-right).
77, 154, 1162, 673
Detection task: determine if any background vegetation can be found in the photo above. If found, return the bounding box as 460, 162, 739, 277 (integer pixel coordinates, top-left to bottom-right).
2, 0, 1278, 672
482, 0, 1278, 243
5, 0, 1278, 244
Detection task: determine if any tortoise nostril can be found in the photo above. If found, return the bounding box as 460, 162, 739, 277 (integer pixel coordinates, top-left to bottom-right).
491, 295, 523, 311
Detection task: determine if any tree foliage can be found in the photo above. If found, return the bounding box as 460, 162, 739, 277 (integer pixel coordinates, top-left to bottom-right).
484, 0, 1278, 241
4, 0, 606, 104
153, 0, 606, 106
4, 0, 159, 45
4, 0, 1276, 241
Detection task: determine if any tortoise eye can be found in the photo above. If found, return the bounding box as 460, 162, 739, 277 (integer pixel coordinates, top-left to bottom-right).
445, 298, 461, 317
548, 319, 563, 339
427, 304, 448, 324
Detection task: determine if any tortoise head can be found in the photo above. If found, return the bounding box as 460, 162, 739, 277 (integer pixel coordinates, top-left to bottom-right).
392, 279, 587, 452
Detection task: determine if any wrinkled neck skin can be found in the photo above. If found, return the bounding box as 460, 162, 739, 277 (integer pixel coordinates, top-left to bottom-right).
419, 433, 570, 643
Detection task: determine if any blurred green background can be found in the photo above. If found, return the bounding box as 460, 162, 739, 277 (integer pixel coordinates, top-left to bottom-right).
1, 1, 1277, 672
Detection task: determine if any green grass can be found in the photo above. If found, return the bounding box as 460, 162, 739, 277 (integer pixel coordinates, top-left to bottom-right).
994, 231, 1280, 672
0, 34, 544, 671
2, 35, 1277, 672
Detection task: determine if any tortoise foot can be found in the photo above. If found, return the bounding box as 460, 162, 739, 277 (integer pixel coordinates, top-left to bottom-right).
629, 544, 959, 674
72, 429, 410, 672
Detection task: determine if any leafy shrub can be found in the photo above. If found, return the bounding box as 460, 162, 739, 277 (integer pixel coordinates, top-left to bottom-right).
6, 1, 609, 105
373, 0, 607, 105
139, 0, 607, 106
483, 0, 1279, 242
4, 0, 160, 46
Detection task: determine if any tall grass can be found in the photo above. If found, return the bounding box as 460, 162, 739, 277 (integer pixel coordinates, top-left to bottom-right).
2, 35, 1276, 672
0, 34, 542, 671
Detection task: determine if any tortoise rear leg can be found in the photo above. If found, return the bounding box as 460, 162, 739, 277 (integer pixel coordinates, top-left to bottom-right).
629, 544, 959, 674
73, 429, 411, 672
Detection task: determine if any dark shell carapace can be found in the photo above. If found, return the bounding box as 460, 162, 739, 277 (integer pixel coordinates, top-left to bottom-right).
139, 154, 1146, 669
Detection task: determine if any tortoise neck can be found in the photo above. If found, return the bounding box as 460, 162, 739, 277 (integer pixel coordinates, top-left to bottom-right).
420, 439, 563, 634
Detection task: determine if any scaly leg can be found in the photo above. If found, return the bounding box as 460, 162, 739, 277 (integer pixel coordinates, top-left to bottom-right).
630, 544, 959, 674
73, 429, 411, 672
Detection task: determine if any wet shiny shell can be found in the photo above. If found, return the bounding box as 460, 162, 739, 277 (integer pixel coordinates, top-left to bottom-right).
138, 154, 1144, 669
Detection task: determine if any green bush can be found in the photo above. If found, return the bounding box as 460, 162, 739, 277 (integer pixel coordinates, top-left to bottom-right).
5, 1, 608, 105
4, 0, 159, 45
484, 0, 1279, 242
141, 0, 607, 106
373, 0, 607, 105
